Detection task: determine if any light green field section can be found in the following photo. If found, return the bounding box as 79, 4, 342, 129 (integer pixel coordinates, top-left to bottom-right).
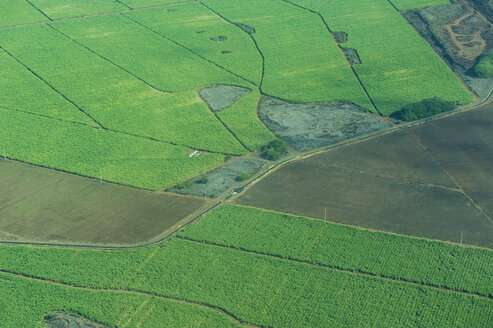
0, 109, 225, 190
204, 0, 374, 110
182, 204, 493, 297
0, 238, 491, 327
0, 1, 47, 27
217, 89, 276, 150
126, 2, 262, 84
29, 0, 127, 19
121, 0, 192, 8
319, 0, 472, 115
0, 23, 246, 154
390, 0, 450, 10
0, 50, 96, 126
0, 272, 241, 328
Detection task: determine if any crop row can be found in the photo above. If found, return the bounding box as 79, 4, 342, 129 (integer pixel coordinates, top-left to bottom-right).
318, 0, 472, 114
0, 272, 240, 327
0, 108, 225, 189
181, 204, 493, 297
0, 237, 491, 327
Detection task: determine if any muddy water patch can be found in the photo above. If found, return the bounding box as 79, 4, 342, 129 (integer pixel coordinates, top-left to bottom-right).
44, 312, 108, 328
199, 85, 251, 112
258, 96, 391, 151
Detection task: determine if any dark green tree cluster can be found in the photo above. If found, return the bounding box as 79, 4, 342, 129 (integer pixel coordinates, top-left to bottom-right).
390, 97, 454, 121
261, 139, 287, 161
473, 49, 493, 79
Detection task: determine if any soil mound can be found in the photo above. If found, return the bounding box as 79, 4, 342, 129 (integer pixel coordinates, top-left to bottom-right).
258, 96, 391, 151
199, 85, 251, 112
44, 313, 107, 328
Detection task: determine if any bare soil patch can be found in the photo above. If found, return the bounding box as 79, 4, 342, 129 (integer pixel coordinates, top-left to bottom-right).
168, 157, 266, 198
44, 312, 107, 328
199, 85, 251, 112
0, 160, 206, 245
236, 103, 493, 248
403, 0, 493, 97
258, 96, 391, 151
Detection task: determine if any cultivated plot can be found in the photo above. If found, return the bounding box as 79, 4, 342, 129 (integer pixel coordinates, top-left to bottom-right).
0, 205, 491, 327
0, 159, 207, 244
236, 103, 493, 248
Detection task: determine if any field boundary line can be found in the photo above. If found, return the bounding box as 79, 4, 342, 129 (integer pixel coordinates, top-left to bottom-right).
0, 269, 262, 328
199, 2, 265, 90
229, 85, 493, 201
279, 0, 381, 114
410, 131, 493, 225
120, 13, 257, 88
47, 24, 172, 94
0, 1, 198, 30
310, 161, 462, 193
0, 46, 104, 129
25, 0, 52, 21
177, 236, 493, 300
114, 0, 133, 10
197, 89, 251, 152
0, 201, 223, 250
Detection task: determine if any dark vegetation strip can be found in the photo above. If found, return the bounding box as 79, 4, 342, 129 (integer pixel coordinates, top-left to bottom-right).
0, 200, 222, 249
199, 2, 265, 91
0, 269, 261, 328
114, 0, 133, 10
121, 13, 257, 88
0, 46, 104, 128
178, 236, 493, 300
47, 24, 172, 94
280, 0, 382, 115
25, 0, 52, 21
200, 93, 251, 152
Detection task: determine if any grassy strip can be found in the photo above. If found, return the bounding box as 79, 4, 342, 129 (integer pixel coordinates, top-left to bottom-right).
0, 109, 225, 190
204, 0, 374, 110
318, 0, 472, 115
0, 22, 246, 154
0, 272, 241, 327
0, 239, 491, 327
0, 50, 96, 126
181, 204, 493, 297
0, 1, 47, 27
126, 3, 262, 85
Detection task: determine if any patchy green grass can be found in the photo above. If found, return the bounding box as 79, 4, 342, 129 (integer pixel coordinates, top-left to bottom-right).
390, 0, 451, 11
0, 109, 225, 190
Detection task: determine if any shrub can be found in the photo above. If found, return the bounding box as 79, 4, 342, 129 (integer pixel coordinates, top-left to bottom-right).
260, 140, 287, 161
175, 181, 192, 190
390, 97, 454, 121
236, 173, 251, 181
473, 49, 493, 78
197, 176, 209, 184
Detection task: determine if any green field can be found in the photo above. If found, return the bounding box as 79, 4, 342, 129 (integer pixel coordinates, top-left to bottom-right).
0, 0, 474, 188
0, 205, 491, 327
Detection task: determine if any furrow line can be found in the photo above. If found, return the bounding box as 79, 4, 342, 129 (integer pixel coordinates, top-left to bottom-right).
46, 24, 172, 94
120, 13, 257, 88
0, 269, 262, 328
177, 236, 493, 300
0, 46, 104, 129
114, 0, 133, 10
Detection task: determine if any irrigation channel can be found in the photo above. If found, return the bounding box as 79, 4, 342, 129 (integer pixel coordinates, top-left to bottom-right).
1, 86, 492, 250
